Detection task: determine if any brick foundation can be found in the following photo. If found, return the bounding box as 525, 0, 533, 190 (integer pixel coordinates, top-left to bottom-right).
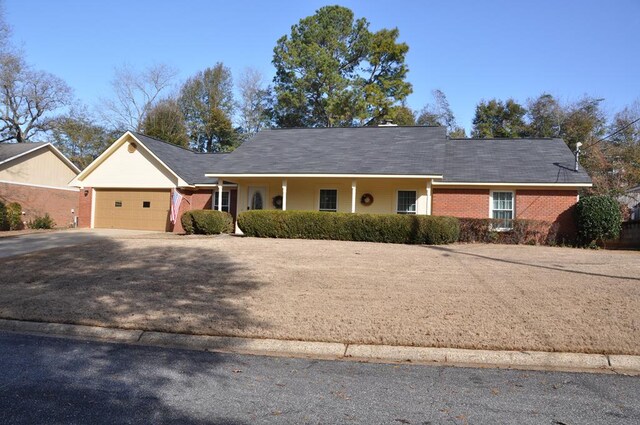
0, 182, 79, 228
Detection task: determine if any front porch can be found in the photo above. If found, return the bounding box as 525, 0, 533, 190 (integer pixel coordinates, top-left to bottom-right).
208, 176, 437, 217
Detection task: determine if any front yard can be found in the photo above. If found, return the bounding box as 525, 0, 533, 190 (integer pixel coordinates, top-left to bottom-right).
0, 234, 638, 355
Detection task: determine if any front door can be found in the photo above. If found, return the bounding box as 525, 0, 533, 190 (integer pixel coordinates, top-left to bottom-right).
247, 186, 266, 210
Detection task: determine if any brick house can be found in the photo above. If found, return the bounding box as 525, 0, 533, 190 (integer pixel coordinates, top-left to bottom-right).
0, 143, 80, 228
71, 127, 591, 235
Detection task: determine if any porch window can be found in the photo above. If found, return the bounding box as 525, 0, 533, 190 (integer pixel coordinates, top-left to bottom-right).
491, 191, 514, 230
397, 191, 417, 214
213, 191, 230, 212
319, 189, 337, 212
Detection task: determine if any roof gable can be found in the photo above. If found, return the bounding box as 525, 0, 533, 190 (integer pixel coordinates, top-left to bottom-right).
0, 142, 79, 174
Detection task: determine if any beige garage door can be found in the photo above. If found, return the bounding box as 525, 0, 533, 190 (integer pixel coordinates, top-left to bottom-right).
94, 189, 170, 231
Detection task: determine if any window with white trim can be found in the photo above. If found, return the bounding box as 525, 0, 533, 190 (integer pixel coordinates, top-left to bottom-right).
397, 190, 417, 214
491, 191, 514, 229
213, 191, 230, 212
319, 189, 337, 212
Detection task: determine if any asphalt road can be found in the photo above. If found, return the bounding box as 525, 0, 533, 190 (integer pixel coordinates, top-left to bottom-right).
0, 332, 638, 424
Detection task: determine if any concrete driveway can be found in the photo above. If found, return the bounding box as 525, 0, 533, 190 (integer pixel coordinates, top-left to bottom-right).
0, 228, 154, 258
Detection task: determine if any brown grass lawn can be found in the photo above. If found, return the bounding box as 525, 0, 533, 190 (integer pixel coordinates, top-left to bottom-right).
0, 234, 638, 355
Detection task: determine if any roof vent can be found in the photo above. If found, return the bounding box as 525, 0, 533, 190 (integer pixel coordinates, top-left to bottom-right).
378, 120, 397, 127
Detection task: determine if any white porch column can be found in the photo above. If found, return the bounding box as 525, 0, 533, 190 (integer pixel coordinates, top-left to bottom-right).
426, 179, 432, 215
282, 178, 288, 211
217, 183, 223, 211
351, 179, 357, 213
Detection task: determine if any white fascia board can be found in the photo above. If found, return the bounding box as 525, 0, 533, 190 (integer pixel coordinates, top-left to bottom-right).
0, 179, 80, 192
204, 173, 444, 179
432, 181, 592, 188
45, 143, 81, 174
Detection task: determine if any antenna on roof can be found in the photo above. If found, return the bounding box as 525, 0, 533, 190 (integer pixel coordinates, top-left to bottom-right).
378, 120, 397, 127
574, 142, 583, 172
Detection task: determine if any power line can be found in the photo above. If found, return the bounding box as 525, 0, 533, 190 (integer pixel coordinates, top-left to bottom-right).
582, 116, 640, 150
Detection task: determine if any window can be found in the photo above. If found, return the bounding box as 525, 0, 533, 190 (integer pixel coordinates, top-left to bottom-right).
213, 191, 230, 212
142, 201, 151, 208
319, 189, 337, 212
397, 191, 417, 214
115, 201, 122, 207
491, 191, 514, 230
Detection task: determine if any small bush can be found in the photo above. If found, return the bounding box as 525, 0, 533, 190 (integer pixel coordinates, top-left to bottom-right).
458, 218, 559, 245
576, 195, 622, 246
0, 201, 7, 230
181, 210, 234, 235
237, 210, 460, 245
28, 213, 55, 229
5, 202, 23, 230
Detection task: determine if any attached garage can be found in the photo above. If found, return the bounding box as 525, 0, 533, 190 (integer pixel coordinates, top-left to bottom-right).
94, 189, 170, 231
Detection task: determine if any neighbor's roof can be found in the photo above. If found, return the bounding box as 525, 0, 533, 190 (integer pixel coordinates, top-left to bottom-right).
0, 142, 49, 164
443, 138, 592, 184
130, 132, 223, 185
206, 126, 447, 176
0, 142, 80, 173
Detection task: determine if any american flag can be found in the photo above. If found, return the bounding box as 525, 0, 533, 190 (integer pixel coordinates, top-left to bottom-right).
170, 190, 183, 223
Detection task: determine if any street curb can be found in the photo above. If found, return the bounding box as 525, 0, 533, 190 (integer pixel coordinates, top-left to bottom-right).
0, 318, 637, 375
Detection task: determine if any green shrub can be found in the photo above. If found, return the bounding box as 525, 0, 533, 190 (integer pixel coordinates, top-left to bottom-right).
28, 213, 55, 229
181, 210, 234, 235
237, 210, 460, 245
0, 201, 7, 231
458, 218, 559, 245
5, 202, 23, 230
576, 195, 622, 246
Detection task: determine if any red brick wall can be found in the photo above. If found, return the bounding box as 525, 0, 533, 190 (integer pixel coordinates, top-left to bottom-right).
432, 189, 490, 218
516, 189, 578, 237
77, 187, 92, 228
0, 182, 79, 228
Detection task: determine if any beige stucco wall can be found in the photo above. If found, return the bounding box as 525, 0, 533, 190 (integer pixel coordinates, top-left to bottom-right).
0, 148, 77, 188
233, 177, 430, 215
78, 136, 179, 188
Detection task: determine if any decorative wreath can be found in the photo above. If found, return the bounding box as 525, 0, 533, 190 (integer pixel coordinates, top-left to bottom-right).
360, 193, 374, 206
272, 195, 283, 209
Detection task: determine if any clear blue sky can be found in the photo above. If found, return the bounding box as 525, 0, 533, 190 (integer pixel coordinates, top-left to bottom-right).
6, 0, 640, 132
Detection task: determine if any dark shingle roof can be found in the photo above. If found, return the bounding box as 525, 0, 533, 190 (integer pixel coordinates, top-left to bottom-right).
443, 138, 592, 184
208, 126, 447, 175
130, 128, 592, 186
0, 142, 48, 163
131, 132, 223, 185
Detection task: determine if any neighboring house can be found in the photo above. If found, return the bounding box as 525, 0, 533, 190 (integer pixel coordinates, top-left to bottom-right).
0, 143, 80, 227
72, 127, 592, 236
619, 185, 640, 221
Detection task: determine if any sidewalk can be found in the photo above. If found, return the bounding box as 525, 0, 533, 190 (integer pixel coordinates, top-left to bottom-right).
0, 318, 638, 375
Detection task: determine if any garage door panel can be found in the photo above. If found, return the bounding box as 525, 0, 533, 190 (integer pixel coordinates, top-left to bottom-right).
95, 189, 170, 231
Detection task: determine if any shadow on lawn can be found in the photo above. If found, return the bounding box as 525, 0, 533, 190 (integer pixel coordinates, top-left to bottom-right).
0, 235, 266, 422
0, 235, 266, 343
426, 245, 640, 281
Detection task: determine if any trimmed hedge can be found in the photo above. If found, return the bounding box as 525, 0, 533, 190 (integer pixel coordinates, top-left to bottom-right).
458, 218, 560, 245
237, 210, 460, 245
576, 195, 622, 246
181, 210, 234, 235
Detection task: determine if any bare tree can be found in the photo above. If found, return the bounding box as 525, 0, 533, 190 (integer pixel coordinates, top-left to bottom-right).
0, 54, 72, 143
100, 63, 178, 132
238, 67, 271, 136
